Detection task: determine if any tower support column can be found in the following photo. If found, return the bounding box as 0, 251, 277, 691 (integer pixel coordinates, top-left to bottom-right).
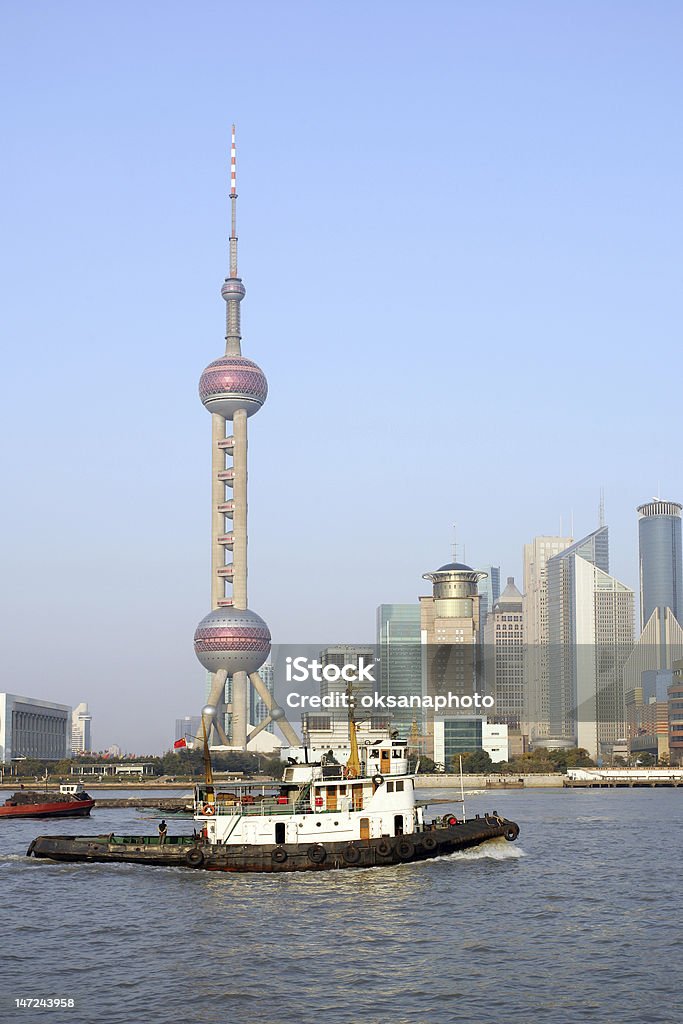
232, 408, 248, 610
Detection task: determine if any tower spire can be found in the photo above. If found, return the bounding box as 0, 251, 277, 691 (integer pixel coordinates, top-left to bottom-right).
230, 123, 238, 277
222, 123, 246, 356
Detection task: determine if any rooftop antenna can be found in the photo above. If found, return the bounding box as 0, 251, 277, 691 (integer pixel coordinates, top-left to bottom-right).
451, 524, 458, 562
599, 488, 605, 528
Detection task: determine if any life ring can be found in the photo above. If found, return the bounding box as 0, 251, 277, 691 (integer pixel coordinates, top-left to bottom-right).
395, 838, 415, 861
203, 803, 215, 816
443, 814, 458, 827
342, 844, 361, 864
372, 774, 384, 787
505, 824, 519, 842
307, 843, 327, 864
376, 839, 393, 858
185, 847, 204, 868
422, 835, 438, 853
271, 846, 287, 863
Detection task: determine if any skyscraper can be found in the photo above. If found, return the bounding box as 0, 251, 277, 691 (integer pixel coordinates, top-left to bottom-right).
637, 499, 682, 631
522, 535, 573, 741
546, 526, 634, 758
483, 577, 525, 730
420, 560, 487, 759
477, 566, 501, 627
192, 128, 298, 751
70, 702, 92, 755
623, 500, 683, 762
377, 604, 421, 738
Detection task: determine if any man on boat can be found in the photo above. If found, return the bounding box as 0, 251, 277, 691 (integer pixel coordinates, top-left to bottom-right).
158, 820, 168, 845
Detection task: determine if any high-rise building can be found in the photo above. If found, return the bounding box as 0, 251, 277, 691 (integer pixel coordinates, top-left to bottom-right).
522, 535, 573, 741
70, 702, 92, 755
546, 527, 634, 758
0, 693, 71, 761
477, 566, 501, 628
638, 500, 682, 631
483, 577, 525, 730
420, 560, 487, 759
192, 128, 298, 751
623, 501, 683, 762
669, 662, 683, 765
376, 604, 421, 739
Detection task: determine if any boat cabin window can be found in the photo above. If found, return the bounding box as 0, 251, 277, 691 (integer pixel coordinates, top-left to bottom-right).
392, 749, 404, 758
386, 781, 394, 792
371, 749, 379, 757
395, 781, 404, 792
275, 822, 285, 844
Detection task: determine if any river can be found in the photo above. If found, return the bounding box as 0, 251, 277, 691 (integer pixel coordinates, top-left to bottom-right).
1, 787, 680, 1024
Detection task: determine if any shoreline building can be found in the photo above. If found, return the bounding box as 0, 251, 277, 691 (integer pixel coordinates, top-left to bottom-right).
420, 560, 487, 761
546, 527, 634, 759
377, 604, 422, 740
483, 577, 525, 733
625, 500, 683, 762
192, 127, 298, 751
432, 718, 509, 768
70, 702, 92, 755
523, 535, 573, 743
0, 694, 71, 762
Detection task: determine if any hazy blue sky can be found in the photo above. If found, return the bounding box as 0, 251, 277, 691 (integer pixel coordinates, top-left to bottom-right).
1, 2, 681, 753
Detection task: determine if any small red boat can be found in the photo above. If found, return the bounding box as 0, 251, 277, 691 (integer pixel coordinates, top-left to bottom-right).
0, 783, 95, 819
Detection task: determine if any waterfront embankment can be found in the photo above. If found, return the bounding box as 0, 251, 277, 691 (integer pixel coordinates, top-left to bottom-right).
417, 773, 564, 789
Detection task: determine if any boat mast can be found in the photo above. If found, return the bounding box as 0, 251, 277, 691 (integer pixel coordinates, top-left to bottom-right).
345, 681, 361, 778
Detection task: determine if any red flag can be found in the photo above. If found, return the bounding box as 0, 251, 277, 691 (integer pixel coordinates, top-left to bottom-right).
174, 737, 187, 749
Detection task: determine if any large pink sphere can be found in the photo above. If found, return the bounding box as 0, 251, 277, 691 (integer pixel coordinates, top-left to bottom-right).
194, 607, 271, 675
199, 355, 268, 419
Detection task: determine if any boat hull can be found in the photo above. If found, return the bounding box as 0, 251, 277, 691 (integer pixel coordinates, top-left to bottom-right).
1, 800, 95, 820
26, 816, 519, 871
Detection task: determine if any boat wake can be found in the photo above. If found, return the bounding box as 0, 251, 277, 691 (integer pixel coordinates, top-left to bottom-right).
436, 838, 526, 863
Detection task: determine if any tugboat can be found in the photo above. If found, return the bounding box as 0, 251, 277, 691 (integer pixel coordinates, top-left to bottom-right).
2, 783, 95, 819
27, 717, 519, 871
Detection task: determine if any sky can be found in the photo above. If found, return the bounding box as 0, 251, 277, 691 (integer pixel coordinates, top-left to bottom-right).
1, 2, 682, 754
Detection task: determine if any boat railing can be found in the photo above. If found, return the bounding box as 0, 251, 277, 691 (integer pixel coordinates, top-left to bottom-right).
208, 796, 312, 818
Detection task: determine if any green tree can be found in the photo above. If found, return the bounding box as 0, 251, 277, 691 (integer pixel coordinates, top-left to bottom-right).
453, 749, 493, 773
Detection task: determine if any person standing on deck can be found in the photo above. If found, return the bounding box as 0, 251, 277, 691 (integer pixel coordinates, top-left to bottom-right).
158, 820, 168, 844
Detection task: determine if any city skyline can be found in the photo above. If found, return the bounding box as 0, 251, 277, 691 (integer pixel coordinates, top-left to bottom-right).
2, 4, 682, 752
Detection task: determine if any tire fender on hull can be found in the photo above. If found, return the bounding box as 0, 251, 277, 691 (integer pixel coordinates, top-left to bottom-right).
185, 847, 204, 868
395, 838, 415, 861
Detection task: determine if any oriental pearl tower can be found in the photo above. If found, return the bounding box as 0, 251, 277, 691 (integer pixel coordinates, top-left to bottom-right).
193, 127, 299, 750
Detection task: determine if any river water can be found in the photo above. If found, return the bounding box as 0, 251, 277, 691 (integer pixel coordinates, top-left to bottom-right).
1, 787, 680, 1024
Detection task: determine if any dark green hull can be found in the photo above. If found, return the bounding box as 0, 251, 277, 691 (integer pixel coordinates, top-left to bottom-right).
26, 816, 519, 872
